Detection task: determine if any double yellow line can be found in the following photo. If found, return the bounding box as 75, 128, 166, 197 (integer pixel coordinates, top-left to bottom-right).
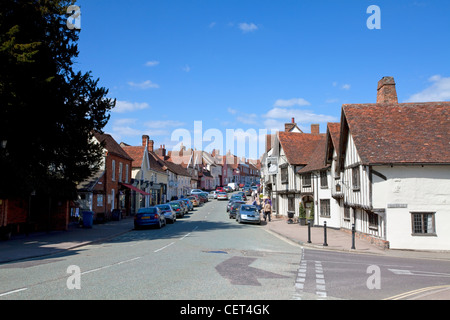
384, 285, 450, 300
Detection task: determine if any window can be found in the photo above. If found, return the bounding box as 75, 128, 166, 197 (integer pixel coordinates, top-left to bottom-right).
344, 205, 351, 221
352, 166, 360, 190
288, 195, 295, 212
125, 164, 129, 183
320, 199, 330, 217
412, 212, 436, 235
302, 173, 311, 187
111, 160, 116, 181
281, 167, 288, 184
368, 212, 378, 230
320, 170, 328, 188
119, 162, 123, 182
97, 194, 103, 207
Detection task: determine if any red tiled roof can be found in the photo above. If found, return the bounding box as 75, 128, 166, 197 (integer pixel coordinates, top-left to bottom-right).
121, 146, 145, 168
342, 102, 450, 164
297, 136, 328, 173
93, 132, 133, 161
277, 131, 325, 165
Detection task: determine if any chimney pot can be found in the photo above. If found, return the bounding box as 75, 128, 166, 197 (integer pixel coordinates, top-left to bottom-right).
292, 117, 295, 123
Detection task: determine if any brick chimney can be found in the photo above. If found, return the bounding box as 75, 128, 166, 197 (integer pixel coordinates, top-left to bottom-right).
285, 117, 296, 132
377, 76, 398, 104
311, 124, 320, 134
156, 144, 166, 158
142, 135, 154, 152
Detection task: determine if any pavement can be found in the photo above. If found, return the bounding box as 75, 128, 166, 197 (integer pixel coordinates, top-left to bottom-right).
1, 210, 450, 299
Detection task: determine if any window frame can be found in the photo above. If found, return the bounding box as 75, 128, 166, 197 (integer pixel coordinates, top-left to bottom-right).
411, 212, 436, 236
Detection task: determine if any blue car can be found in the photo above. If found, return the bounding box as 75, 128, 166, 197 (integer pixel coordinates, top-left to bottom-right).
134, 207, 166, 229
156, 204, 176, 224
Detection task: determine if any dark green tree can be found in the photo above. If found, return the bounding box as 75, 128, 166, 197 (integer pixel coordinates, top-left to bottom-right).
0, 0, 115, 199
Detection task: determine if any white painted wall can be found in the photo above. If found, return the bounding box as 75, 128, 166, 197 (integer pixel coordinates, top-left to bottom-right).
373, 165, 450, 250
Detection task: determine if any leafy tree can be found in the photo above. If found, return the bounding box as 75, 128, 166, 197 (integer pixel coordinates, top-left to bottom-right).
0, 0, 115, 199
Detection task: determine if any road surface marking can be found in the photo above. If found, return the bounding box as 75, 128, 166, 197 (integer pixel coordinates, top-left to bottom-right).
154, 242, 175, 253
384, 285, 450, 300
0, 288, 28, 297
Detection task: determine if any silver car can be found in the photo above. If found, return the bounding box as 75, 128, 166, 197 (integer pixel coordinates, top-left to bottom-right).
156, 204, 176, 223
236, 205, 261, 225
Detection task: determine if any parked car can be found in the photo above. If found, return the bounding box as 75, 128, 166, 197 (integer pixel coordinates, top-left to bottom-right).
187, 195, 200, 207
156, 204, 176, 224
197, 192, 209, 203
217, 192, 228, 200
208, 191, 218, 199
190, 189, 205, 195
223, 186, 232, 193
227, 195, 244, 212
168, 202, 184, 218
134, 207, 166, 229
180, 198, 193, 211
175, 199, 188, 214
228, 201, 246, 219
216, 186, 224, 192
236, 205, 261, 225
227, 183, 238, 191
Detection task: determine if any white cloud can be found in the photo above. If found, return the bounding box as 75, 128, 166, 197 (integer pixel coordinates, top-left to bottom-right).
274, 98, 311, 107
236, 113, 258, 125
145, 60, 160, 67
182, 65, 191, 72
114, 118, 137, 125
341, 84, 351, 90
145, 120, 186, 129
406, 75, 450, 102
111, 126, 142, 137
113, 101, 150, 113
264, 107, 339, 125
239, 22, 258, 33
128, 80, 160, 89
209, 22, 216, 28
227, 107, 238, 115
325, 98, 339, 104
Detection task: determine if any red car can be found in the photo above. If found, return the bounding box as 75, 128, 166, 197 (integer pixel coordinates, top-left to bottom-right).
216, 187, 224, 192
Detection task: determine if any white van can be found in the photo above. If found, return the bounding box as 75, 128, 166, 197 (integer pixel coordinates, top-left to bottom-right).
227, 183, 238, 191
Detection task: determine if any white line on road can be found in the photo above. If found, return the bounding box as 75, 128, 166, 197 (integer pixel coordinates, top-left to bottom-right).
82, 257, 142, 275
154, 242, 175, 253
0, 288, 28, 297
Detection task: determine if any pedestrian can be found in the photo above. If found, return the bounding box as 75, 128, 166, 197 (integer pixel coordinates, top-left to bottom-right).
252, 198, 262, 215
263, 200, 272, 222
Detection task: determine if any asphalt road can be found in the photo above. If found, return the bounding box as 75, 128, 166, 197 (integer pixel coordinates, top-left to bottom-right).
1, 196, 450, 301
0, 197, 302, 300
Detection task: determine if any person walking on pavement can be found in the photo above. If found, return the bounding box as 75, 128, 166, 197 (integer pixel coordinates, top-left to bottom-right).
263, 199, 272, 222
252, 197, 262, 217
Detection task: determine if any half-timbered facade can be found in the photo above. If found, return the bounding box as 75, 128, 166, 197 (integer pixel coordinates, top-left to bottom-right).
338, 77, 450, 250
270, 122, 324, 219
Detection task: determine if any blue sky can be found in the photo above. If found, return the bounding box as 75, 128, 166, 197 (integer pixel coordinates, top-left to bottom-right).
73, 0, 450, 158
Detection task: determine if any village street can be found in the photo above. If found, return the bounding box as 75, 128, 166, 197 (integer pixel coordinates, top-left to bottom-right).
1, 197, 450, 301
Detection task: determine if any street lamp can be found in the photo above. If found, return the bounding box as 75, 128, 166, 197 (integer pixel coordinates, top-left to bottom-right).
1, 140, 6, 149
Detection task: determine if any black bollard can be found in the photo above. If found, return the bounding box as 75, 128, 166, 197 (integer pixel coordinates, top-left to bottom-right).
307, 220, 312, 243
351, 223, 356, 250
323, 221, 328, 247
